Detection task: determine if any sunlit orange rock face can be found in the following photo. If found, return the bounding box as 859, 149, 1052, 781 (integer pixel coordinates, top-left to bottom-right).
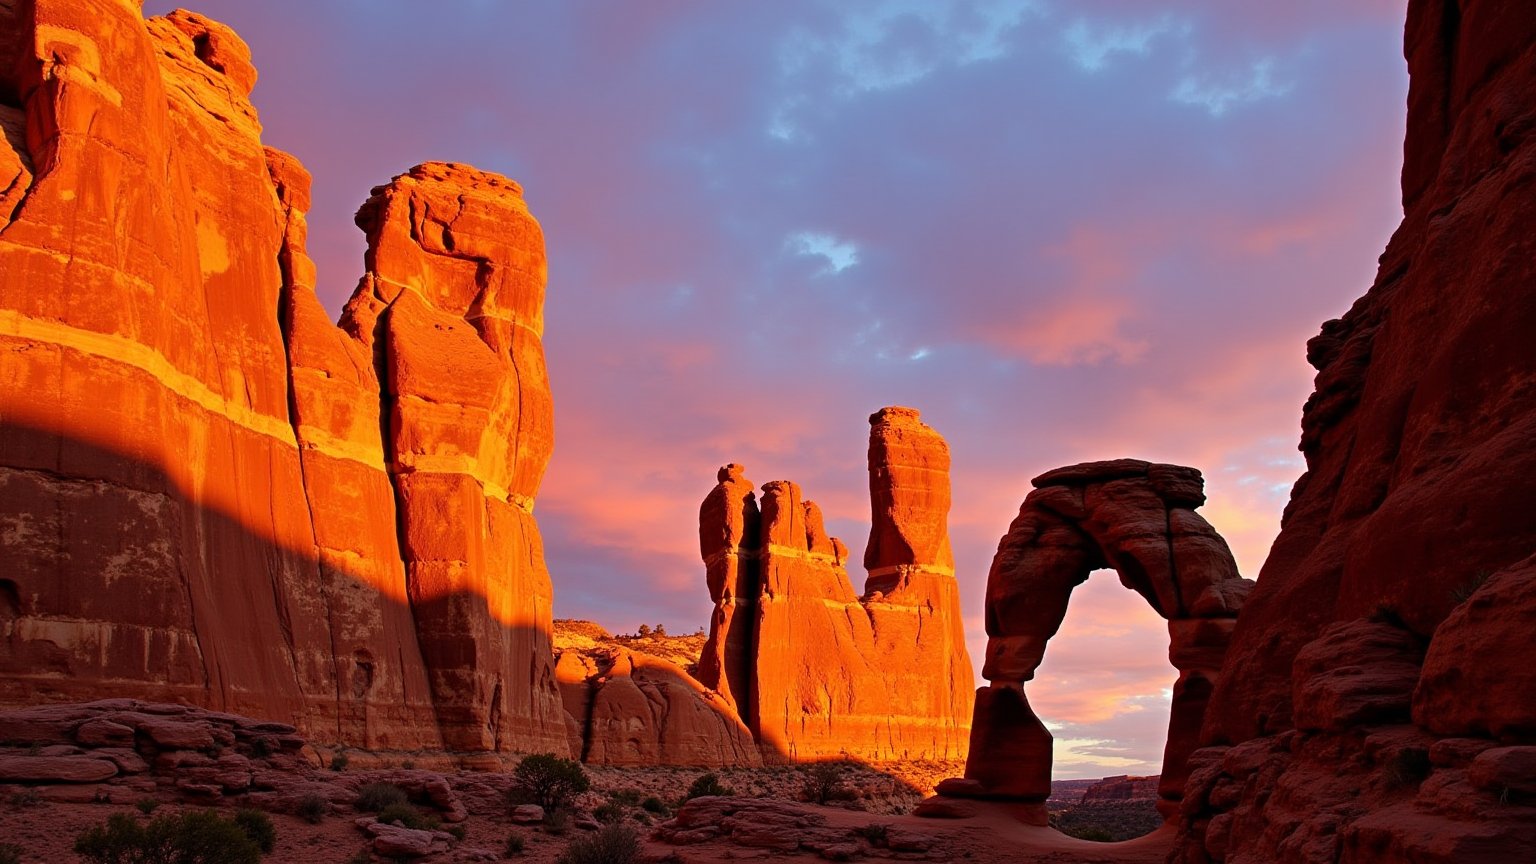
552, 623, 761, 768
0, 3, 563, 756
1167, 1, 1536, 860
698, 408, 974, 764
957, 460, 1247, 823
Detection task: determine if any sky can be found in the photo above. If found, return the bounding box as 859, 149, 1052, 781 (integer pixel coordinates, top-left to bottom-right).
144, 0, 1410, 779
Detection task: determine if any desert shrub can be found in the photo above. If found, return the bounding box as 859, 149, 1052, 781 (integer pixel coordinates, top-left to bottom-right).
1385, 748, 1432, 789
7, 789, 42, 809
401, 759, 416, 770
445, 824, 467, 842
355, 783, 410, 813
330, 751, 350, 772
593, 802, 625, 824
298, 794, 327, 824
544, 808, 572, 836
556, 823, 640, 864
801, 762, 848, 805
504, 831, 527, 856
248, 737, 272, 758
639, 796, 667, 815
376, 802, 439, 832
1451, 570, 1494, 604
234, 808, 276, 854
607, 788, 643, 807
135, 798, 160, 815
75, 810, 263, 864
0, 843, 21, 864
856, 823, 889, 846
684, 772, 733, 801
511, 754, 590, 811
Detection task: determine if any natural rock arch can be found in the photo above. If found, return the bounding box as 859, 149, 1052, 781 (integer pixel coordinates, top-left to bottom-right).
959, 460, 1253, 821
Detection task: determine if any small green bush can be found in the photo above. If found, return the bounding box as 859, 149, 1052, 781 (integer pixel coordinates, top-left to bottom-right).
446, 824, 467, 842
355, 783, 410, 813
330, 751, 350, 772
856, 823, 888, 845
135, 798, 159, 815
592, 802, 624, 824
801, 762, 847, 805
376, 802, 439, 832
75, 810, 262, 864
556, 823, 640, 864
504, 831, 527, 856
511, 754, 590, 811
639, 796, 667, 815
684, 772, 733, 801
298, 794, 327, 824
607, 788, 643, 807
234, 808, 276, 854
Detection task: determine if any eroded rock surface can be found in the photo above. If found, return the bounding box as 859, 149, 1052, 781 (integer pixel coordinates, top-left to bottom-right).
699, 408, 974, 764
961, 460, 1248, 821
0, 3, 562, 756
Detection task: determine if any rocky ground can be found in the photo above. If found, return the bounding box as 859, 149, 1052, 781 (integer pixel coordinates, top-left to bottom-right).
0, 699, 1179, 863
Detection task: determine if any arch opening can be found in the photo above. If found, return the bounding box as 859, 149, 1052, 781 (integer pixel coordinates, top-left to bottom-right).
960, 460, 1253, 828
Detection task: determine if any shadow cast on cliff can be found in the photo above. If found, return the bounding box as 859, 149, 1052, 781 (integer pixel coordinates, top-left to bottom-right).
0, 420, 968, 792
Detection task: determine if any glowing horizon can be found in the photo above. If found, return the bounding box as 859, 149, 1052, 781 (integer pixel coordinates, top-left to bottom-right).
145, 0, 1410, 779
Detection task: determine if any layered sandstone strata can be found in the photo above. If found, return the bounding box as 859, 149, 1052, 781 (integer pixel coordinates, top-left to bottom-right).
0, 3, 563, 756
698, 407, 974, 764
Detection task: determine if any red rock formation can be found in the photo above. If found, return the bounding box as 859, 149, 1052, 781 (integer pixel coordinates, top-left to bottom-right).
696, 463, 760, 717
1167, 2, 1536, 860
0, 1, 337, 728
338, 162, 566, 754
699, 408, 974, 764
961, 460, 1248, 821
0, 3, 563, 757
552, 621, 759, 767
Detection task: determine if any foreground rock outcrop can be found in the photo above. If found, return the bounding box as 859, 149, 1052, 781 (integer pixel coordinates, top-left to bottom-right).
0, 2, 562, 756
697, 408, 974, 764
1164, 1, 1536, 859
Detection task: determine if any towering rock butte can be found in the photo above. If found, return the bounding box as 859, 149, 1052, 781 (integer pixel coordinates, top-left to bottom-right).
0, 1, 563, 756
697, 407, 974, 764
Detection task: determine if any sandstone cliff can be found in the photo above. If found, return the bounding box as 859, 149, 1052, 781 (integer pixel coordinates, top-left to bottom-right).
1168, 0, 1536, 858
698, 407, 974, 764
0, 2, 564, 756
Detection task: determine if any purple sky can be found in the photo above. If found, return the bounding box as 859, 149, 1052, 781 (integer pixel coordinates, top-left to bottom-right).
144, 0, 1409, 778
